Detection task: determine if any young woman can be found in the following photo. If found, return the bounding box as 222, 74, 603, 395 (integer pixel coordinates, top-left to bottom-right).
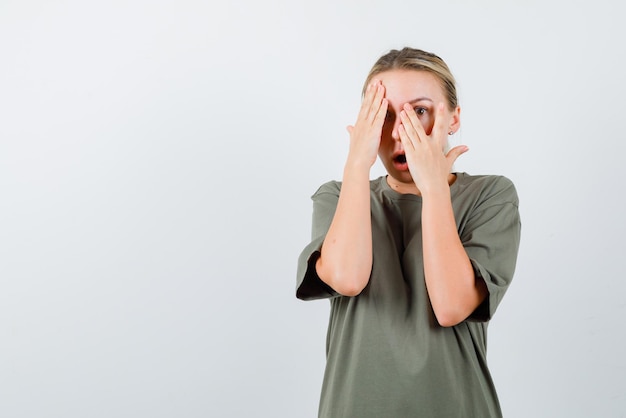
296, 47, 521, 417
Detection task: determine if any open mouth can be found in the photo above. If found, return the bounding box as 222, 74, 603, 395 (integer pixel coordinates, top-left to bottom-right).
394, 154, 407, 164
391, 153, 409, 171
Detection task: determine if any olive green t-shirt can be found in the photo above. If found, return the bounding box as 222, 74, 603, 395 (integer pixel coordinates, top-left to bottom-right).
296, 173, 521, 418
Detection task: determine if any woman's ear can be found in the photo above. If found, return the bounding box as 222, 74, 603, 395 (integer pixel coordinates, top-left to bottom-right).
448, 105, 461, 134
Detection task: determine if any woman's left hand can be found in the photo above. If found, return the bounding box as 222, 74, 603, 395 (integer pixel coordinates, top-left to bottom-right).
398, 102, 468, 195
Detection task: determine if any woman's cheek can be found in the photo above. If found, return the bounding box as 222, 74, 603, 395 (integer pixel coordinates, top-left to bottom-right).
381, 120, 394, 138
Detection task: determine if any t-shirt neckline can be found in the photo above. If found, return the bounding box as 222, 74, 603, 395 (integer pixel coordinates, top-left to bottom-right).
379, 172, 465, 199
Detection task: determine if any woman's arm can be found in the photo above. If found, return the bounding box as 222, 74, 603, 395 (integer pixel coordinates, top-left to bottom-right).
315, 80, 388, 296
315, 161, 372, 296
420, 188, 488, 327
398, 103, 486, 326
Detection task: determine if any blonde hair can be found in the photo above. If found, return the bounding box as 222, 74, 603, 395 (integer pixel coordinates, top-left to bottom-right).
363, 47, 458, 110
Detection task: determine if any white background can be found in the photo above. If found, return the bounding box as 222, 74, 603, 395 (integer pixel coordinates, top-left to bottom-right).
1, 1, 625, 417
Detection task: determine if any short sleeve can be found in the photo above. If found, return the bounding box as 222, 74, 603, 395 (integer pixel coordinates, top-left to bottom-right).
460, 177, 521, 321
296, 182, 341, 300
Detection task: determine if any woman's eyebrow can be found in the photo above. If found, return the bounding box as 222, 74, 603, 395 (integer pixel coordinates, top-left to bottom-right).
408, 97, 433, 104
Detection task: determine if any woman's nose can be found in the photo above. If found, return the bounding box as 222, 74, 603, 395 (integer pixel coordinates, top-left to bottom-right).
390, 117, 402, 141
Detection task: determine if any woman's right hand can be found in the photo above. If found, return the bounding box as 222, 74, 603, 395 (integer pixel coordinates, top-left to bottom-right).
316, 81, 385, 296
346, 79, 388, 169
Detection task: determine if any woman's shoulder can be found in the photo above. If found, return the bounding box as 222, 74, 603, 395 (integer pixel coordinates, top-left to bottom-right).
455, 172, 516, 188
454, 172, 519, 205
311, 179, 342, 198
311, 177, 386, 198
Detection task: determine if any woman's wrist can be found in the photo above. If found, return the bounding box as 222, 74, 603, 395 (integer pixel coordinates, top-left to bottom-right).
344, 156, 372, 176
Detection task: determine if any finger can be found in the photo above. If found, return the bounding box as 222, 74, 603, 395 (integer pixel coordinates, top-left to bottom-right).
367, 83, 386, 123
431, 102, 448, 142
357, 79, 381, 121
372, 97, 388, 130
445, 145, 469, 165
399, 110, 422, 146
398, 124, 415, 151
400, 104, 427, 142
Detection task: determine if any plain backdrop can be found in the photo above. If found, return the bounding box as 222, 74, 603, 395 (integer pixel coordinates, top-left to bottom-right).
1, 1, 625, 417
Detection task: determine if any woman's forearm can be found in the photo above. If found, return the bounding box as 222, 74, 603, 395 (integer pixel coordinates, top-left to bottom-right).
421, 188, 488, 326
315, 161, 373, 296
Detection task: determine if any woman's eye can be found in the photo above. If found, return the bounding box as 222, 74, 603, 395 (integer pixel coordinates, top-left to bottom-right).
414, 107, 427, 115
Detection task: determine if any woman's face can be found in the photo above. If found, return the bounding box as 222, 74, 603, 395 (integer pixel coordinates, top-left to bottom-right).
376, 69, 460, 186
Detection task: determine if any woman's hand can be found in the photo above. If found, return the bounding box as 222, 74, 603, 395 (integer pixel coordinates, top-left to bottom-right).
315, 81, 387, 296
399, 102, 484, 326
398, 102, 467, 194
345, 80, 388, 169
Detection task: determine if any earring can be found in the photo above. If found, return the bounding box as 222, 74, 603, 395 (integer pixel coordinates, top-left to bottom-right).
448, 130, 454, 135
